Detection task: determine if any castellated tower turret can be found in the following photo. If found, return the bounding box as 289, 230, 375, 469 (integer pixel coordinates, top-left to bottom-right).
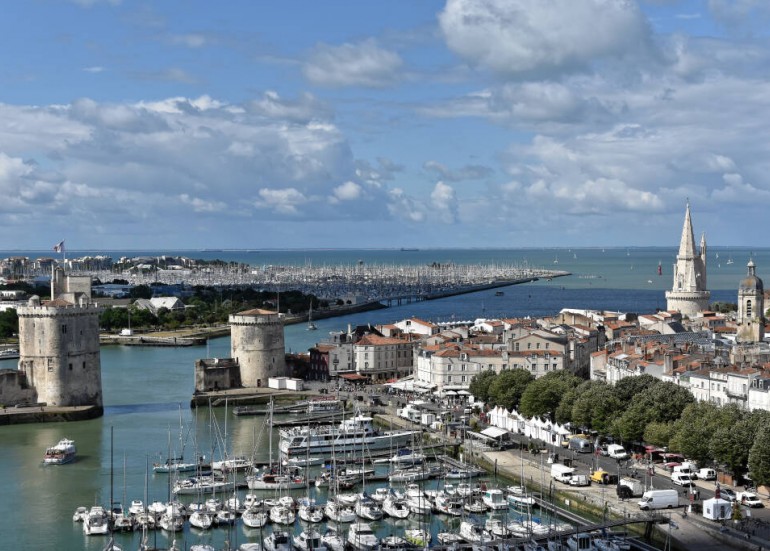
17, 267, 103, 408
229, 308, 286, 387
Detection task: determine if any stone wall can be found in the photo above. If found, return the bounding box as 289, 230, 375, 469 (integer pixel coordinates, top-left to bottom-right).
0, 369, 36, 406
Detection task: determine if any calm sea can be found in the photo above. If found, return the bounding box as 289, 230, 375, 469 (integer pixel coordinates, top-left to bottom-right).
0, 247, 758, 550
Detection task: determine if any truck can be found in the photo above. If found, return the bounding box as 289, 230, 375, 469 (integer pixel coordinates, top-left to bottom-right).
617, 477, 644, 497
638, 489, 679, 510
551, 463, 575, 483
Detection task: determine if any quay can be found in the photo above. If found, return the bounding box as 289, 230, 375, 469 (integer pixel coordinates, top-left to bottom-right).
0, 404, 103, 425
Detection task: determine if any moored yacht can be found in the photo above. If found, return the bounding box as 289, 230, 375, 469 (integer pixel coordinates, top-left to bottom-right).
347, 522, 379, 551
264, 530, 292, 551
280, 415, 415, 457
82, 505, 109, 535
293, 529, 327, 551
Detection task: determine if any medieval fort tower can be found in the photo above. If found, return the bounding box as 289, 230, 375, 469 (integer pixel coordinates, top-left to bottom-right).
665, 203, 710, 317
16, 267, 103, 408
229, 308, 287, 387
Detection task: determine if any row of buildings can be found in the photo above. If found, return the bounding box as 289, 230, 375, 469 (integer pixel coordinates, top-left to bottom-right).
2, 205, 769, 417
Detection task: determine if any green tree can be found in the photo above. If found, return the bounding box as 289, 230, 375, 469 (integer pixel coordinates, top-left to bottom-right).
0, 308, 19, 338
554, 387, 579, 424
130, 285, 152, 299
487, 369, 534, 410
613, 381, 694, 443
748, 424, 770, 486
643, 421, 674, 448
670, 402, 743, 465
713, 410, 770, 477
519, 370, 581, 418
613, 374, 659, 404
570, 380, 623, 434
468, 370, 497, 403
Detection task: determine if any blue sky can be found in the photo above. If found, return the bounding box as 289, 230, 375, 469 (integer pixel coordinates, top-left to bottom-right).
2, 0, 770, 250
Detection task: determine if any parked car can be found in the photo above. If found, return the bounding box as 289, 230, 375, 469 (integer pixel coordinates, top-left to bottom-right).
738, 492, 763, 508
719, 488, 737, 502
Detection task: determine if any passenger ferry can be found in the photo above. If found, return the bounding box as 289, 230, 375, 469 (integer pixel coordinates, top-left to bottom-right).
279, 415, 415, 457
43, 438, 77, 465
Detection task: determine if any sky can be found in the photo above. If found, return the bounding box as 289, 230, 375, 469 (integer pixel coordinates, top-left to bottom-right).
2, 0, 770, 250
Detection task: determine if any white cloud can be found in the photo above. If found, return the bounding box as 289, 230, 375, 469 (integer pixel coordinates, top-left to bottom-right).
303, 39, 403, 87
179, 193, 226, 212
255, 188, 308, 215
169, 34, 208, 48
82, 66, 105, 73
430, 181, 458, 224
438, 0, 654, 77
387, 188, 425, 223
332, 181, 362, 202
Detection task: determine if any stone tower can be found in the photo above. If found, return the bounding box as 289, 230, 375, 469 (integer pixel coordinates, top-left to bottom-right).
665, 203, 710, 316
229, 308, 286, 387
17, 267, 103, 408
736, 259, 765, 343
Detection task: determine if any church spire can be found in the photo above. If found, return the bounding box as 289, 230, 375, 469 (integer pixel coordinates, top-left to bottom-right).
678, 202, 696, 258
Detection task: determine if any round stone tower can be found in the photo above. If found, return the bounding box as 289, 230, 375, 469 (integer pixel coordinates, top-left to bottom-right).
17, 294, 103, 407
737, 259, 765, 343
229, 308, 286, 388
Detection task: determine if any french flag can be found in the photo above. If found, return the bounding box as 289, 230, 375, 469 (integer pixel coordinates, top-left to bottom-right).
53, 240, 64, 253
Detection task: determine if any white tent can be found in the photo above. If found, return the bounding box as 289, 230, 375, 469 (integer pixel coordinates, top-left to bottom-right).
702, 498, 732, 521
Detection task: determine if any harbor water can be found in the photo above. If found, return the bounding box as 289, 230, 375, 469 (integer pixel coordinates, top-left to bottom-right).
0, 247, 762, 550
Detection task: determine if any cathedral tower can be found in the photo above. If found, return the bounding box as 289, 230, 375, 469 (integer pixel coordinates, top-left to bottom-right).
736, 259, 765, 343
665, 203, 710, 316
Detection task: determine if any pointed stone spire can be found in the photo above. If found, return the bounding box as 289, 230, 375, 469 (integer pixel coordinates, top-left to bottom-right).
678, 202, 696, 258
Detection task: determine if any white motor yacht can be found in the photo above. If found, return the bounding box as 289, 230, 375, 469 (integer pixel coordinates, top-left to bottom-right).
404, 484, 431, 515
485, 518, 514, 539
82, 506, 110, 535
347, 523, 379, 551
370, 487, 390, 503
43, 438, 77, 465
264, 530, 292, 551
128, 500, 145, 516
72, 506, 87, 522
482, 488, 508, 510
293, 529, 328, 551
460, 520, 491, 544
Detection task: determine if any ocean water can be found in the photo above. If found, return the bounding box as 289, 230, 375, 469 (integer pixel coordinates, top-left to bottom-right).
0, 247, 757, 550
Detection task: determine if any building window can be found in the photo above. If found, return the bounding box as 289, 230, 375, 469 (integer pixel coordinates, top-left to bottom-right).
515, 343, 519, 351
747, 299, 753, 318
536, 343, 540, 350
69, 363, 73, 371
527, 343, 531, 350
61, 324, 67, 334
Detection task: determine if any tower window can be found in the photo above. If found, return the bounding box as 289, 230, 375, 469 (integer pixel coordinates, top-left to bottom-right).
747, 300, 752, 318
68, 363, 73, 371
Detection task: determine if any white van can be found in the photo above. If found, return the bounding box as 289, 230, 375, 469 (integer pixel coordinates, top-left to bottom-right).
671, 472, 695, 487
697, 468, 717, 481
551, 463, 575, 483
673, 462, 697, 477
638, 489, 679, 510
606, 444, 629, 460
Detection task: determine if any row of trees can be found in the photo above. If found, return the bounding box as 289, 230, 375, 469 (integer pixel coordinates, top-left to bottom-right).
470, 369, 770, 485
99, 286, 322, 332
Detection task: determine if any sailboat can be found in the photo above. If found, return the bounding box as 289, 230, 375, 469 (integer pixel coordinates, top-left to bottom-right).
307, 301, 317, 331
247, 399, 306, 491
727, 255, 734, 265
